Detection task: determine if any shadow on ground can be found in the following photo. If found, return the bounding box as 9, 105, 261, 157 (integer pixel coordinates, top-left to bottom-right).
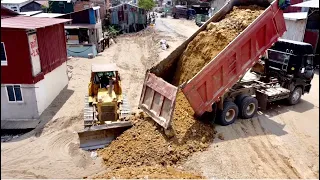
180, 97, 315, 145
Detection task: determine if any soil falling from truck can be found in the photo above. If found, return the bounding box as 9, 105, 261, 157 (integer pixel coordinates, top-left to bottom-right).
98, 5, 265, 177
173, 6, 265, 85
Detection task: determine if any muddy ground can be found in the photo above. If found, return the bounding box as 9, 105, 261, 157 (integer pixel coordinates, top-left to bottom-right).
1, 14, 319, 179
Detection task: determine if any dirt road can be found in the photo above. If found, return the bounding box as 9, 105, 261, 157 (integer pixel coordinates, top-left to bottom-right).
1, 15, 318, 179
1, 17, 197, 179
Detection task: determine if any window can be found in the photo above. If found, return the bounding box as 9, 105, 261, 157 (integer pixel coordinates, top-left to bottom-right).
58, 2, 65, 8
1, 42, 8, 66
6, 85, 23, 102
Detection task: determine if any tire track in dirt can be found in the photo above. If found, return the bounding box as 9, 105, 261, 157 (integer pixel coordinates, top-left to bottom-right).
248, 118, 301, 178
267, 109, 319, 178
183, 114, 315, 178
233, 119, 285, 177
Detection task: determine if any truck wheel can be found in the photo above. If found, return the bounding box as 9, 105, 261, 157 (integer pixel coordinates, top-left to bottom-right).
235, 94, 249, 107
288, 87, 302, 105
239, 96, 258, 119
217, 101, 239, 126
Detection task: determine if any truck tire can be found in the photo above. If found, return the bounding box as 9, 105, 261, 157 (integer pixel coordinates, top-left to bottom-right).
217, 101, 239, 126
239, 96, 258, 119
235, 94, 249, 107
288, 87, 302, 105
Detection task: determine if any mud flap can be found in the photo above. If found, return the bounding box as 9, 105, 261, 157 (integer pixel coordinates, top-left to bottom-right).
78, 121, 132, 150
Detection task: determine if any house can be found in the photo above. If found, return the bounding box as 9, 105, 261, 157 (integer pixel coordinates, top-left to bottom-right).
109, 3, 147, 33
74, 0, 107, 20
282, 12, 309, 42
1, 0, 43, 13
19, 6, 105, 58
1, 12, 71, 129
59, 6, 105, 57
48, 0, 77, 13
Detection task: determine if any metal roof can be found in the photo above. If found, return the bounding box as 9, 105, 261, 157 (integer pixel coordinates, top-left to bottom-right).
49, 0, 74, 2
20, 10, 42, 16
283, 12, 308, 20
1, 16, 71, 29
92, 6, 100, 10
278, 38, 312, 46
32, 12, 64, 18
92, 63, 119, 72
110, 3, 141, 10
65, 23, 100, 29
291, 0, 319, 8
1, 0, 31, 4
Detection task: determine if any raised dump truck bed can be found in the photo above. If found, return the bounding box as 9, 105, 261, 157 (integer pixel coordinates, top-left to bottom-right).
139, 0, 286, 128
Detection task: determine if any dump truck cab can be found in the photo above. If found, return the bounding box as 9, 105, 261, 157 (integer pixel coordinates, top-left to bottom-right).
267, 39, 315, 84
254, 39, 315, 94
89, 64, 122, 104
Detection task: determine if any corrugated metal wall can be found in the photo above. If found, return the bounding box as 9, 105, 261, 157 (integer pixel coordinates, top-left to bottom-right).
282, 19, 307, 41
1, 28, 34, 84
37, 23, 67, 75
110, 4, 146, 25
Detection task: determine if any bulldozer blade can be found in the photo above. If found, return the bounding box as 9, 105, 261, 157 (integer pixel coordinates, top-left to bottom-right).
78, 121, 132, 150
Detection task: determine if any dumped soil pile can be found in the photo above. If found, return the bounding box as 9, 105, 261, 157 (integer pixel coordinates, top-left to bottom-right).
93, 166, 203, 179
173, 5, 265, 85
98, 5, 265, 177
99, 92, 215, 169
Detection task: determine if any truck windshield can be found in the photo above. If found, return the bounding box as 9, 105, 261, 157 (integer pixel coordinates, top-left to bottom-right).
267, 50, 291, 64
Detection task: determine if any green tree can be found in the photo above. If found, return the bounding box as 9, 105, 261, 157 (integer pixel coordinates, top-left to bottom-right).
138, 0, 155, 11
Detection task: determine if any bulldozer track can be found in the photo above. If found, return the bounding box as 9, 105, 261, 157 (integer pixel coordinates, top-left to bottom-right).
83, 96, 94, 128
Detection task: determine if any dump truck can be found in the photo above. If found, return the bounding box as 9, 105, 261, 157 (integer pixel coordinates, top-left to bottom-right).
172, 5, 196, 19
78, 63, 132, 150
139, 0, 315, 129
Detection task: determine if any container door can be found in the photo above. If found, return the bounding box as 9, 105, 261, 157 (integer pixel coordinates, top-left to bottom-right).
139, 72, 178, 129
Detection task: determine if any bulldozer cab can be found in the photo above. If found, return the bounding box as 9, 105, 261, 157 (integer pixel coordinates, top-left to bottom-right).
78, 63, 131, 150
89, 63, 123, 104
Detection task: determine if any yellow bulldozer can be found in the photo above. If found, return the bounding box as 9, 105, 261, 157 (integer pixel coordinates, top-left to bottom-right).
78, 63, 132, 150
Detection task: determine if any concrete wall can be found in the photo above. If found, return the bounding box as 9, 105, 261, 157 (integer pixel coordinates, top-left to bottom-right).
1, 84, 39, 120
67, 44, 97, 58
282, 19, 307, 42
34, 61, 68, 115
